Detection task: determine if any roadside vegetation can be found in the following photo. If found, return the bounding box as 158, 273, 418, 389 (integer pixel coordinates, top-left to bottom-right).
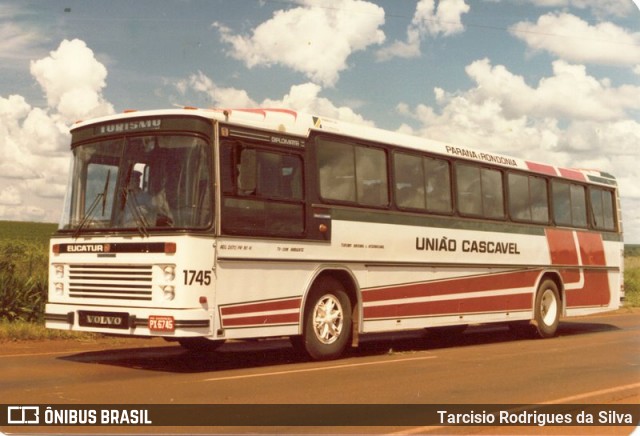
0, 220, 638, 341
0, 221, 96, 341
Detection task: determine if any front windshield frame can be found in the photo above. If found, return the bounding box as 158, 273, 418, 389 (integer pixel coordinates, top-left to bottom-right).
59, 131, 214, 234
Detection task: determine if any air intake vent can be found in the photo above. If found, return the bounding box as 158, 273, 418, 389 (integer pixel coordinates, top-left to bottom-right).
68, 264, 152, 301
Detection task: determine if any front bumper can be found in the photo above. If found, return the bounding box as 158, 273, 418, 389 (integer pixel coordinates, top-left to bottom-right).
45, 303, 212, 338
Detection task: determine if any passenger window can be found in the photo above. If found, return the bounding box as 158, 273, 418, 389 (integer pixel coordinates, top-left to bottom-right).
394, 153, 452, 213
552, 181, 587, 228
394, 153, 426, 209
552, 181, 572, 226
317, 139, 356, 202
317, 138, 388, 207
456, 164, 482, 216
424, 157, 452, 213
482, 168, 504, 219
570, 184, 587, 228
508, 173, 530, 221
590, 187, 615, 231
508, 173, 549, 223
456, 163, 503, 219
356, 146, 388, 206
530, 176, 549, 223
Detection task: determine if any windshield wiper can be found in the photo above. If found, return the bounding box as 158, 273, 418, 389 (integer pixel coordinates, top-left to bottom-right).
121, 186, 150, 238
72, 170, 111, 239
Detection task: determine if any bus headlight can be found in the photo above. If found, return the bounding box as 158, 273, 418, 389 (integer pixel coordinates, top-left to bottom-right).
54, 264, 65, 279
162, 265, 176, 282
162, 285, 175, 301
54, 282, 64, 296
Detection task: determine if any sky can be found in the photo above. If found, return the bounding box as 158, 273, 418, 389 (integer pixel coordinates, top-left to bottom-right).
1, 0, 639, 242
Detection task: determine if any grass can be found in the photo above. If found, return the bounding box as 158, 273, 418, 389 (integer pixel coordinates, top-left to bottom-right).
0, 319, 99, 342
0, 220, 638, 341
623, 251, 640, 307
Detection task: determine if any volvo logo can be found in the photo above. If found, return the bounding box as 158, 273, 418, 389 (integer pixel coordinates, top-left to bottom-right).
86, 315, 123, 326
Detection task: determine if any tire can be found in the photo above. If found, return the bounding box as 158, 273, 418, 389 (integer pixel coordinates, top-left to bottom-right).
533, 279, 561, 338
294, 277, 352, 361
178, 337, 225, 352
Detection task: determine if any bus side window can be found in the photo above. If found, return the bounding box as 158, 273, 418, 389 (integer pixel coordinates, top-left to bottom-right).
424, 157, 452, 214
552, 181, 572, 226
590, 187, 615, 231
394, 152, 426, 210
355, 146, 388, 207
481, 168, 504, 219
317, 139, 356, 203
317, 138, 388, 207
508, 173, 549, 223
570, 184, 587, 228
552, 181, 587, 228
456, 163, 482, 216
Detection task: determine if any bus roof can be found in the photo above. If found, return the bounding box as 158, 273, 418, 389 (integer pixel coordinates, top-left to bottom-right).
71, 107, 617, 187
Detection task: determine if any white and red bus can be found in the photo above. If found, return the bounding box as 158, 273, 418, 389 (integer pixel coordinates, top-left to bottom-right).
46, 108, 623, 360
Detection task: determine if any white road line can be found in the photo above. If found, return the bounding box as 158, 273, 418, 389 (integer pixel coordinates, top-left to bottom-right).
392, 381, 640, 435
203, 355, 438, 382
540, 381, 640, 404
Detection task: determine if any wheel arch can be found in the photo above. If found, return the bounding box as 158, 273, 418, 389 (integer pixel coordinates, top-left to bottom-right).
300, 266, 362, 344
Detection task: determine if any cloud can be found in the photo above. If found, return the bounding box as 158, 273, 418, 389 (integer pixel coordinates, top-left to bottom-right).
396, 57, 640, 168
176, 71, 257, 108
510, 13, 640, 67
464, 58, 640, 122
30, 39, 114, 122
395, 57, 640, 243
0, 186, 22, 206
177, 72, 373, 126
525, 0, 635, 19
0, 22, 42, 62
213, 0, 385, 86
377, 0, 470, 61
0, 39, 115, 222
0, 5, 44, 63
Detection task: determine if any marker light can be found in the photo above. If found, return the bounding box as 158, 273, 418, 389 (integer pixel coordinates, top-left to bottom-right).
164, 243, 176, 254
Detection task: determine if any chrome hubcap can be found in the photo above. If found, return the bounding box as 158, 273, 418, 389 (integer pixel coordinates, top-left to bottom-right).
540, 288, 558, 326
312, 294, 344, 345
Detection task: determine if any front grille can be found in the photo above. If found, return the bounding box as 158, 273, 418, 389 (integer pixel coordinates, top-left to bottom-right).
68, 264, 153, 301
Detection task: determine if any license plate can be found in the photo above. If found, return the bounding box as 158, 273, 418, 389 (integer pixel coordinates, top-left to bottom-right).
149, 315, 175, 332
78, 311, 129, 330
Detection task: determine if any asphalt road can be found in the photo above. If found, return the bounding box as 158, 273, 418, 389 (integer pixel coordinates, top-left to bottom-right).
1, 309, 639, 434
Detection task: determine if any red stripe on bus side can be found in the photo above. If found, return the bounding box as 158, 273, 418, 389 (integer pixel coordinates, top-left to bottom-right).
558, 168, 586, 181
362, 270, 540, 303
575, 231, 607, 266
222, 313, 300, 328
220, 298, 301, 316
364, 292, 533, 320
526, 161, 557, 176
545, 229, 610, 307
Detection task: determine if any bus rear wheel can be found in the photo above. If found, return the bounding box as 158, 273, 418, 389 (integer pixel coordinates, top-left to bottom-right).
293, 277, 352, 361
533, 279, 561, 338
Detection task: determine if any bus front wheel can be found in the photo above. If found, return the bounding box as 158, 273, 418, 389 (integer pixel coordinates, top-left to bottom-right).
294, 277, 352, 361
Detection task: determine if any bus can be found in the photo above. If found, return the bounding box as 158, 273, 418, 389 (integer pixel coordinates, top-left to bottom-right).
45, 107, 624, 360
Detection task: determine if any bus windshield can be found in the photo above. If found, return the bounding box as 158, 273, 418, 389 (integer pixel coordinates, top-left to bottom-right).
59, 134, 213, 233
